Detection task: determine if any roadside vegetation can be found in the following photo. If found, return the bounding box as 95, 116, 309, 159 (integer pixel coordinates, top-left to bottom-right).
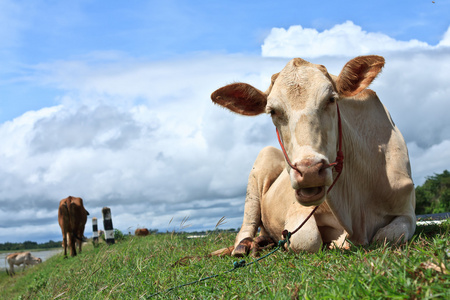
1, 221, 449, 299
0, 240, 61, 252
416, 170, 450, 214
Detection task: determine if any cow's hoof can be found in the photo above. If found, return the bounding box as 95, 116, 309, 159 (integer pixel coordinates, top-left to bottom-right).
233, 246, 248, 257
232, 237, 252, 257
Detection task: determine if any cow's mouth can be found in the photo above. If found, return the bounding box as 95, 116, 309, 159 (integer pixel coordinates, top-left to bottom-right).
295, 186, 325, 205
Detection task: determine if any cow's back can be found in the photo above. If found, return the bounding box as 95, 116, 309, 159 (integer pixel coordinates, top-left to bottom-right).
68, 197, 88, 230
6, 252, 20, 264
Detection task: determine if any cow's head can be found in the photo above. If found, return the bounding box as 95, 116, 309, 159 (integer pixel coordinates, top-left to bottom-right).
211, 56, 384, 206
31, 256, 42, 264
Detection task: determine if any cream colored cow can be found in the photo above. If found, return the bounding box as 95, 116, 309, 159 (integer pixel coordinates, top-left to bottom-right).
6, 252, 42, 276
211, 56, 416, 256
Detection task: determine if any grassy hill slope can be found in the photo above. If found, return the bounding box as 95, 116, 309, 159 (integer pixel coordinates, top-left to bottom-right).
1, 225, 449, 299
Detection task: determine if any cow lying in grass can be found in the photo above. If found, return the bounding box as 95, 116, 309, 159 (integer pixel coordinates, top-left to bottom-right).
5, 252, 42, 276
211, 55, 416, 256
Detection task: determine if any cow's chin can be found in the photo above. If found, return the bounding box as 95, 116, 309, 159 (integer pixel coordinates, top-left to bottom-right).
295, 186, 326, 206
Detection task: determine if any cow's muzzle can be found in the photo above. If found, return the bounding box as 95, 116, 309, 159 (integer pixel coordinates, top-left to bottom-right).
291, 159, 331, 205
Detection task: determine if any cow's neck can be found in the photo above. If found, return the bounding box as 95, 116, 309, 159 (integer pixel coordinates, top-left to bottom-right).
326, 97, 384, 244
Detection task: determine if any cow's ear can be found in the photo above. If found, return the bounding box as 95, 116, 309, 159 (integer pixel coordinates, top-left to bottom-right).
336, 55, 385, 98
211, 83, 267, 116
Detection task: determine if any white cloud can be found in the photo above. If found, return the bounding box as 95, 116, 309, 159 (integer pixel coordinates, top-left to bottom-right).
408, 140, 450, 186
0, 55, 282, 242
262, 21, 449, 58
438, 26, 450, 47
373, 51, 450, 150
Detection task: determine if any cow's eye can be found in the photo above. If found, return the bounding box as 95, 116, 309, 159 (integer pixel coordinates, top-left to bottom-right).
266, 107, 276, 116
329, 93, 339, 103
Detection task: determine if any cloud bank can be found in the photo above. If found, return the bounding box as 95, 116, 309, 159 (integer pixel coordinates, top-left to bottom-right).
0, 55, 281, 242
1, 22, 449, 243
262, 21, 450, 58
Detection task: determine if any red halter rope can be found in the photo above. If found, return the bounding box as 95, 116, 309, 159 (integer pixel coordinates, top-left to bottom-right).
276, 101, 344, 239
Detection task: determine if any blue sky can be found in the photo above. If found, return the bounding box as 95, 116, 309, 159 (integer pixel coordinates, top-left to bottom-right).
1, 0, 450, 243
2, 1, 449, 122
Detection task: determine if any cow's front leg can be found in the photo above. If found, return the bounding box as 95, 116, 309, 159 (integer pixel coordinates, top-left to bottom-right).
232, 183, 262, 256
232, 146, 285, 257
315, 204, 349, 249
372, 215, 416, 244
8, 263, 15, 276
284, 208, 322, 253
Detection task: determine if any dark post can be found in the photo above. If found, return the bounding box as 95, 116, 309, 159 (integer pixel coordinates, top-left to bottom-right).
102, 207, 115, 245
92, 217, 99, 245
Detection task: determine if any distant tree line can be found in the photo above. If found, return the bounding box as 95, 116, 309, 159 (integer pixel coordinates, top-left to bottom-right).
416, 170, 450, 214
0, 240, 61, 251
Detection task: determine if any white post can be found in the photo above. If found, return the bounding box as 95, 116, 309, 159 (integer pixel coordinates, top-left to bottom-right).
102, 207, 115, 245
92, 217, 99, 245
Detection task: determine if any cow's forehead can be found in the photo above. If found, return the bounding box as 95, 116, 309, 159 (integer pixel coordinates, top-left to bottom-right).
268, 58, 334, 111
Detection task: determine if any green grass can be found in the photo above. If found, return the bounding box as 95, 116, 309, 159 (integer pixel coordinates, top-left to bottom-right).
1, 223, 449, 299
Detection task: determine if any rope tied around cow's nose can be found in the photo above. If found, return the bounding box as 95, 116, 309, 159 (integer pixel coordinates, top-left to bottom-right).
325, 150, 344, 173
277, 101, 344, 244
276, 102, 344, 176
327, 101, 344, 173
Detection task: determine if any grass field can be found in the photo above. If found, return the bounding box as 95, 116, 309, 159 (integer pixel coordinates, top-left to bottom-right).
1, 222, 449, 299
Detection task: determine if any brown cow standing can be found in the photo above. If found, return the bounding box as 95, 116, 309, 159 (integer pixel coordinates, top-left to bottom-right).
58, 196, 89, 258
